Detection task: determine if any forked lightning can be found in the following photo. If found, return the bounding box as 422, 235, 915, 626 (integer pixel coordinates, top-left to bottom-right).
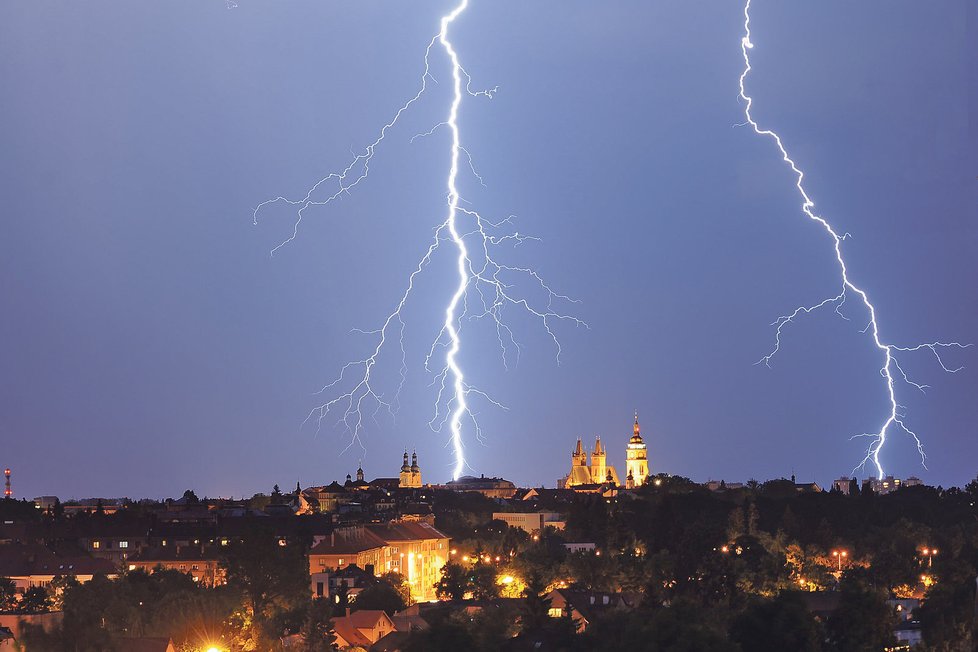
738, 0, 969, 478
255, 0, 583, 479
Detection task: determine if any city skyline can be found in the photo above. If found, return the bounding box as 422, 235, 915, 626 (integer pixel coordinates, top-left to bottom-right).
2, 0, 975, 499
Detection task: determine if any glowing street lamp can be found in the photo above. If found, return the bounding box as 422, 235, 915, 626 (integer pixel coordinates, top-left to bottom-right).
921, 547, 938, 568
831, 549, 848, 571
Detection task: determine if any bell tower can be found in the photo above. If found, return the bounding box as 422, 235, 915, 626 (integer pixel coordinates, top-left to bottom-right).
625, 413, 649, 488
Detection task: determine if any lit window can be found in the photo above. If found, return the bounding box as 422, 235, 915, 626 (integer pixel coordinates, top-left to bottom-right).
119, 541, 129, 549
92, 541, 100, 549
548, 608, 564, 618
338, 558, 344, 566
128, 565, 136, 571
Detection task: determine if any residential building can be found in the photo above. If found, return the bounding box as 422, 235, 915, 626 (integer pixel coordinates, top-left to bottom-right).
127, 546, 225, 587
492, 512, 565, 534
309, 519, 449, 602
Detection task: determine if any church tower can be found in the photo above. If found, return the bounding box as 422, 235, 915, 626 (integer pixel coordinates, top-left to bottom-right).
399, 450, 422, 488
572, 438, 587, 466
590, 437, 607, 485
625, 413, 650, 488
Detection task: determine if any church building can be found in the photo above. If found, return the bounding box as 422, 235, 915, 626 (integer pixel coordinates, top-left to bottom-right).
399, 451, 422, 488
558, 414, 650, 489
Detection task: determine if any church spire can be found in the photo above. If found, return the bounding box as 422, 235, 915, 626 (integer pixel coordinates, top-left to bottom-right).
631, 412, 643, 443
593, 436, 604, 456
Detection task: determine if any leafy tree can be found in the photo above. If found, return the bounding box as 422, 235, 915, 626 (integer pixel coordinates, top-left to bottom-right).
220, 528, 310, 644
730, 593, 824, 652
20, 585, 53, 613
435, 562, 467, 601
469, 563, 499, 600
352, 575, 407, 614
298, 597, 337, 651
825, 582, 896, 652
0, 577, 16, 611
519, 572, 552, 633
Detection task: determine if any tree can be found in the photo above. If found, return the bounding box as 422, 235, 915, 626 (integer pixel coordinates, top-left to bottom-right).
298, 597, 337, 651
352, 576, 407, 614
181, 489, 199, 505
731, 593, 824, 652
519, 572, 552, 633
469, 563, 499, 600
435, 562, 467, 601
20, 586, 52, 613
825, 583, 896, 652
0, 577, 16, 611
221, 528, 310, 643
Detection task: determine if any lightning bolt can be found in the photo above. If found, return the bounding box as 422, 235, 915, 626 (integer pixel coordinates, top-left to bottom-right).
738, 0, 970, 479
254, 0, 583, 479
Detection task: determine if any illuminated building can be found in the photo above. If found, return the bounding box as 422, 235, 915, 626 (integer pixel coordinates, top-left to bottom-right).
443, 475, 517, 498
625, 414, 649, 488
559, 414, 651, 489
399, 451, 422, 489
560, 438, 620, 488
128, 546, 225, 587
309, 519, 449, 602
491, 512, 565, 534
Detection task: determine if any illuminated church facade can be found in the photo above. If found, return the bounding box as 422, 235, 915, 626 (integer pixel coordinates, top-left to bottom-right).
559, 415, 650, 489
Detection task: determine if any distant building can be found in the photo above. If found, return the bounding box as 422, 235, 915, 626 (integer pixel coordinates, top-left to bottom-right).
444, 475, 517, 499
399, 451, 422, 489
0, 543, 117, 593
560, 437, 620, 488
704, 480, 745, 491
833, 476, 925, 496
492, 512, 565, 534
331, 610, 398, 649
625, 414, 650, 489
546, 588, 641, 633
559, 414, 651, 490
128, 546, 225, 587
309, 519, 449, 602
303, 482, 352, 513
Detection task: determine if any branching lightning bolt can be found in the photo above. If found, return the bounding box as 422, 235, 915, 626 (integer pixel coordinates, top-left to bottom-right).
738, 0, 970, 479
254, 0, 584, 479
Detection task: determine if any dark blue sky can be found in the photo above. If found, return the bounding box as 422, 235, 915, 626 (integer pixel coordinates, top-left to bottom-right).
2, 1, 975, 499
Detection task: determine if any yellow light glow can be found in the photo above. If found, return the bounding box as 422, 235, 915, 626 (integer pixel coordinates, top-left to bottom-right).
501, 575, 514, 584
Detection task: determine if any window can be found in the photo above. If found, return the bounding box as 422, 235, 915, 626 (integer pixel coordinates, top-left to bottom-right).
180, 565, 186, 570
119, 541, 129, 549
191, 564, 199, 571
128, 564, 136, 571
92, 541, 100, 549
548, 608, 564, 618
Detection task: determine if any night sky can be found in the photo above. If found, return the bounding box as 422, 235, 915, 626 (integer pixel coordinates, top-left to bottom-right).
2, 1, 975, 500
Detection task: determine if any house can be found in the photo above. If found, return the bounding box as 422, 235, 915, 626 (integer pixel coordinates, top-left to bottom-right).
309, 520, 449, 602
127, 546, 225, 586
492, 512, 566, 534
443, 475, 517, 499
0, 543, 117, 592
332, 610, 397, 648
545, 589, 641, 632
311, 563, 376, 601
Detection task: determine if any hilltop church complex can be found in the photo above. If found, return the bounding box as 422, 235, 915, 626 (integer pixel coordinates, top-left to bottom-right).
558, 415, 650, 490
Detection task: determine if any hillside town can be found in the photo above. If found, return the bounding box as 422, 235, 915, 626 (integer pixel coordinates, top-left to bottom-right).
1, 419, 976, 651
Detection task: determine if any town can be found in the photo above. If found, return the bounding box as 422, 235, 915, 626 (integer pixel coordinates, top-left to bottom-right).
1, 417, 976, 651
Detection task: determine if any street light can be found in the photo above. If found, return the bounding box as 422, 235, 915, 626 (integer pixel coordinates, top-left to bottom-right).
921, 547, 938, 568
831, 550, 848, 571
